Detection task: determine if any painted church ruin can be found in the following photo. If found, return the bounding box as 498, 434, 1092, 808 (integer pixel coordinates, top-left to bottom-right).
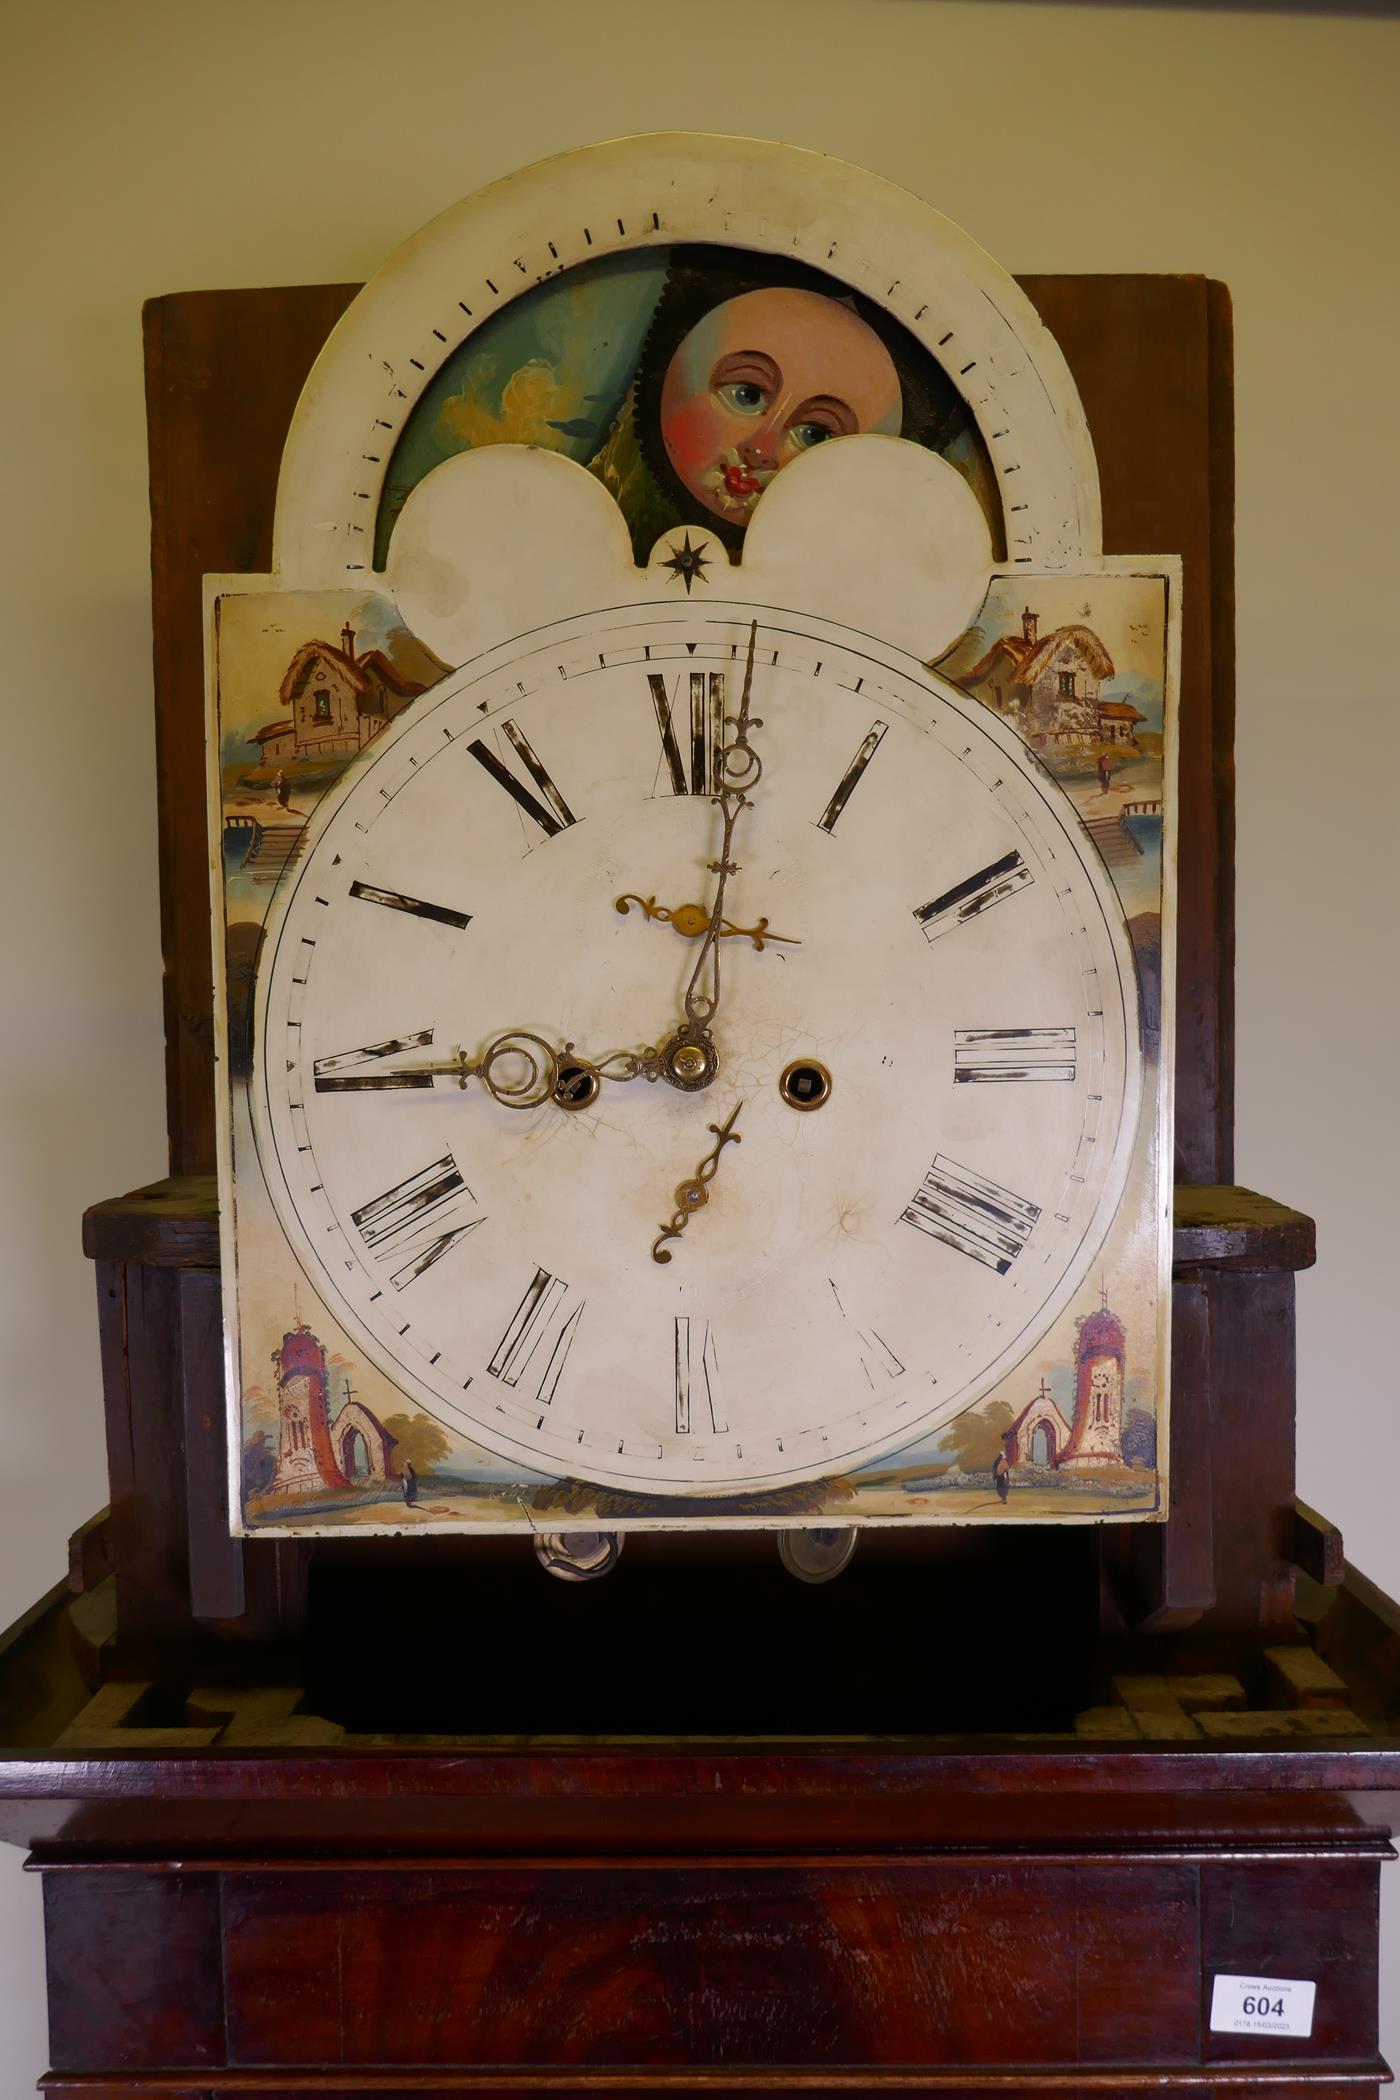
1006, 1298, 1130, 1471
265, 1317, 396, 1501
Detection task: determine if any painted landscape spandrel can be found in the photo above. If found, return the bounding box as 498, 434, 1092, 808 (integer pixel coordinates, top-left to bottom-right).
937, 571, 1167, 1062
213, 588, 548, 1535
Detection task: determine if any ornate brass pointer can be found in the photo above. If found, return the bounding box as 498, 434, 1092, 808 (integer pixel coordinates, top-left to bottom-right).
631, 619, 766, 1096
651, 1100, 744, 1265
680, 618, 763, 1037
348, 1030, 661, 1112
614, 894, 799, 953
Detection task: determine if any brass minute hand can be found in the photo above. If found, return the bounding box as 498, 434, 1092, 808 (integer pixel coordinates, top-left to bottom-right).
681, 618, 763, 1037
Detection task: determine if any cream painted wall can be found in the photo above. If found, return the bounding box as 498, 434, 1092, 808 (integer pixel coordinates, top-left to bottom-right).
3, 0, 1396, 2083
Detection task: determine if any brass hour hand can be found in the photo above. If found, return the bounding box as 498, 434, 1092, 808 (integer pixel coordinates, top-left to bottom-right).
651, 1100, 743, 1264
615, 893, 799, 954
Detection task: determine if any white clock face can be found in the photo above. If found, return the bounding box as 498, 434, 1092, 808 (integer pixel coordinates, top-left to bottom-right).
251, 601, 1141, 1495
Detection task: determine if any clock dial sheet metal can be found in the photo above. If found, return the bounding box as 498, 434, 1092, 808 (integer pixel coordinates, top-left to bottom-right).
210, 574, 1175, 1536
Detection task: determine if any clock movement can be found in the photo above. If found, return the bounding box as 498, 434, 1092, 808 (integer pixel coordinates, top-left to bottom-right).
0, 132, 1394, 2100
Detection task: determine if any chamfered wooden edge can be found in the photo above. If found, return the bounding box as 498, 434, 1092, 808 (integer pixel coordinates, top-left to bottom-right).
26, 2067, 1400, 2093
1295, 1502, 1347, 1589
5, 1737, 1400, 1798
81, 1178, 1316, 1275
1172, 1186, 1315, 1273
82, 1177, 218, 1267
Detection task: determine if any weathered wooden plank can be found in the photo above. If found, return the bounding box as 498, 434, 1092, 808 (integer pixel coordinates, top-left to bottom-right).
1110, 1679, 1202, 1740
1295, 1502, 1347, 1589
1169, 1675, 1247, 1714
56, 1683, 220, 1752
82, 1178, 219, 1269
1172, 1186, 1316, 1273
179, 1268, 245, 1623
1196, 1709, 1371, 1740
145, 284, 360, 1177
1265, 1644, 1351, 1710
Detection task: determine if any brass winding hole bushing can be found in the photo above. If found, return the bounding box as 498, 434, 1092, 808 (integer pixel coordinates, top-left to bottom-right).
553, 1058, 603, 1111
778, 1058, 832, 1111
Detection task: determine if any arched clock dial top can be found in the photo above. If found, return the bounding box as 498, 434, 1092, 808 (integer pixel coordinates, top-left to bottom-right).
272, 133, 1101, 594
251, 589, 1141, 1496
212, 134, 1174, 1534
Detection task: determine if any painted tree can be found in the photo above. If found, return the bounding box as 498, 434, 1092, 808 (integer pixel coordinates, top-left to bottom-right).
1121, 1408, 1157, 1469
939, 1399, 1016, 1475
380, 1412, 452, 1478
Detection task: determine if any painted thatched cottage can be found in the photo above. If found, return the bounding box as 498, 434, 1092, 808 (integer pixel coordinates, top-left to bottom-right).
252, 624, 425, 765
962, 608, 1144, 756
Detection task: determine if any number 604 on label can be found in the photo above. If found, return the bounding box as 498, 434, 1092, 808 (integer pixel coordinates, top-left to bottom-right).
1209, 1974, 1316, 2038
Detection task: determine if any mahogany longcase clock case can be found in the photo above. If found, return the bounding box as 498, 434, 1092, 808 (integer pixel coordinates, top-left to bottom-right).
0, 135, 1394, 2097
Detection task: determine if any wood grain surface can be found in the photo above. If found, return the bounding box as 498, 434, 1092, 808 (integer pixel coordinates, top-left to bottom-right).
32, 1848, 1387, 2086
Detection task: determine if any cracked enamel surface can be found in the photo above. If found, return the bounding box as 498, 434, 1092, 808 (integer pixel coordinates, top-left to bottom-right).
252, 600, 1137, 1494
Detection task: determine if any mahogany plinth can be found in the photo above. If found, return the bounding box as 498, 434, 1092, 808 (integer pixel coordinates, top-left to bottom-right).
1, 1706, 1396, 2092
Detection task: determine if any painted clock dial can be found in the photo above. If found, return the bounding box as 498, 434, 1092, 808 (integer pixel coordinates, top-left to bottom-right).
251, 600, 1141, 1496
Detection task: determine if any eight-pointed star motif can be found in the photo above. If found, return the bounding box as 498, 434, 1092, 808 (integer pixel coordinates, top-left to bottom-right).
661, 531, 711, 594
